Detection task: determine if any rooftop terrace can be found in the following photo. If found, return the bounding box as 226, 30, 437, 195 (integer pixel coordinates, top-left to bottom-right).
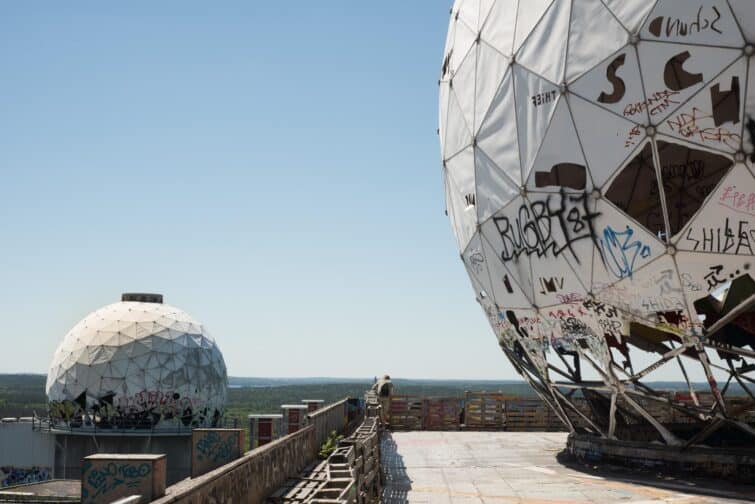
381, 431, 755, 503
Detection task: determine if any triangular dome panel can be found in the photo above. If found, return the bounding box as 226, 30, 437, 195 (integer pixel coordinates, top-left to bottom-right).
566, 0, 629, 83
637, 41, 742, 125
570, 45, 648, 122
673, 163, 755, 256
516, 0, 570, 83
475, 147, 519, 222
477, 69, 521, 185
603, 0, 658, 34
641, 0, 744, 48
658, 57, 747, 154
475, 41, 511, 133
513, 64, 562, 184
513, 0, 555, 53
526, 98, 591, 194
480, 0, 518, 57
569, 93, 647, 189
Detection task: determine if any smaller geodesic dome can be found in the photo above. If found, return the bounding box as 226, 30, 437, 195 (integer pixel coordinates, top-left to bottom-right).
46, 294, 227, 429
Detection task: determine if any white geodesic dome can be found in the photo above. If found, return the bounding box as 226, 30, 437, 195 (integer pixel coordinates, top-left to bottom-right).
440, 0, 755, 446
46, 295, 227, 429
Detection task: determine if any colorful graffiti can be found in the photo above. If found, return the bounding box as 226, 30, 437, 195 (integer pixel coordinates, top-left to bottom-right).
49, 389, 222, 430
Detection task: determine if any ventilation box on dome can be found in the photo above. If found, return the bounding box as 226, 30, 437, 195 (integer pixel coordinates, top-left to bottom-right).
121, 292, 163, 303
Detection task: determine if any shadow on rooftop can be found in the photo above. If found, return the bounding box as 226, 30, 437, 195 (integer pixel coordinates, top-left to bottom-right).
380, 431, 411, 504
555, 449, 755, 502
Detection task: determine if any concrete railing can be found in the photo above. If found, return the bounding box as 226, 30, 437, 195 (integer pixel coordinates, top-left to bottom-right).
151, 399, 352, 504
308, 399, 349, 448
153, 426, 316, 504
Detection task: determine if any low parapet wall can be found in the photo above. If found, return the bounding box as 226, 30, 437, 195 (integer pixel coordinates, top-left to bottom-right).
309, 399, 348, 448
154, 426, 316, 504
152, 399, 352, 504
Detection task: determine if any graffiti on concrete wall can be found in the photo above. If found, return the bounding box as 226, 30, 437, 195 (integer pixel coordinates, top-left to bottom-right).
196, 431, 237, 465
0, 466, 51, 488
81, 461, 151, 501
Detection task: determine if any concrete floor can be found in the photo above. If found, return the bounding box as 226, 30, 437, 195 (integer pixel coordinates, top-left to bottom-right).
380, 431, 755, 503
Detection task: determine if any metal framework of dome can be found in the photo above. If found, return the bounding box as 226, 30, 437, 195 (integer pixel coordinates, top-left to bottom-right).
45, 294, 227, 430
439, 0, 755, 448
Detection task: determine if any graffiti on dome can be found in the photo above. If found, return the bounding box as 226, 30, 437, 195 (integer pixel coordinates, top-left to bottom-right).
491, 191, 600, 265
600, 225, 652, 279
49, 389, 223, 429
646, 6, 724, 39
682, 218, 755, 255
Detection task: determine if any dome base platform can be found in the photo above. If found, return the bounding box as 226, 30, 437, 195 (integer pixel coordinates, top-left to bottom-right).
566, 432, 755, 483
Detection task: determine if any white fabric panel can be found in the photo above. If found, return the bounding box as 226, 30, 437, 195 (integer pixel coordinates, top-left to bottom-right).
477, 69, 522, 185
514, 64, 561, 184
728, 0, 755, 43
448, 11, 478, 76
446, 146, 476, 202
475, 41, 510, 133
526, 97, 591, 193
480, 0, 518, 57
454, 46, 478, 133
570, 46, 648, 122
463, 232, 496, 299
444, 158, 478, 251
566, 0, 629, 83
475, 147, 518, 222
456, 0, 481, 32
641, 0, 744, 48
478, 0, 496, 29
673, 163, 755, 256
637, 41, 741, 125
531, 250, 589, 308
482, 234, 535, 307
513, 0, 555, 53
479, 197, 537, 302
516, 0, 570, 84
595, 255, 687, 322
592, 199, 667, 290
569, 93, 646, 189
657, 57, 747, 154
444, 88, 473, 159
603, 0, 658, 34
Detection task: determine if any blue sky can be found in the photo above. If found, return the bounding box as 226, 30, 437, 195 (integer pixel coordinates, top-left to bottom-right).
0, 1, 520, 379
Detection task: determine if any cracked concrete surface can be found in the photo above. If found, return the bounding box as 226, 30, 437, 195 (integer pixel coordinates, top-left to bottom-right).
381, 431, 755, 503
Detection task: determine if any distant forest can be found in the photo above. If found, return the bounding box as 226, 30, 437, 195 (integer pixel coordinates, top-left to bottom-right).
0, 374, 744, 426
0, 374, 537, 420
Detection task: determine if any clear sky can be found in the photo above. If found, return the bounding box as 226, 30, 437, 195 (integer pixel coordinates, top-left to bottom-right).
0, 1, 521, 379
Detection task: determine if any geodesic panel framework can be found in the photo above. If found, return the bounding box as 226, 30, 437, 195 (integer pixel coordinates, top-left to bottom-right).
46, 298, 227, 430
440, 0, 755, 447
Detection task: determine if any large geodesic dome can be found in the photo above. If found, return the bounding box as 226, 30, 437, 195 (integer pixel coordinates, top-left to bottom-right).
440, 0, 755, 447
46, 294, 227, 429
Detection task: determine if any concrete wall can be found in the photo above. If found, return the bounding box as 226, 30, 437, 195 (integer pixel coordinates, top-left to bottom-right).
154, 426, 317, 504
81, 454, 166, 504
53, 433, 190, 485
190, 429, 244, 478
0, 421, 54, 487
